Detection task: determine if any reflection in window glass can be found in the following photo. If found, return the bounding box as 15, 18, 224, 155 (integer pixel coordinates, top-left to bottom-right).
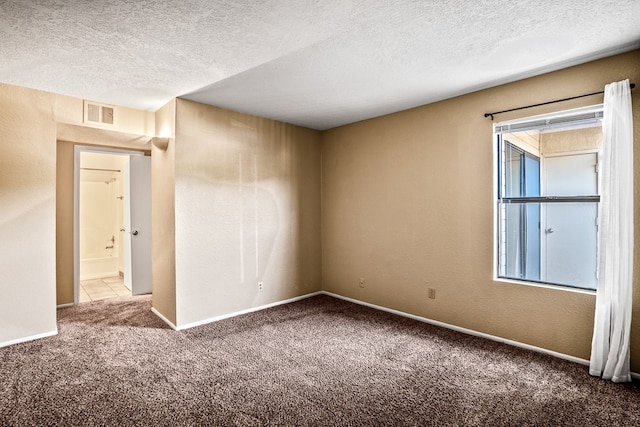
495, 107, 602, 290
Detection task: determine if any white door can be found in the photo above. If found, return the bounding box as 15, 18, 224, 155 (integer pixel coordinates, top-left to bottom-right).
123, 155, 152, 295
541, 153, 598, 288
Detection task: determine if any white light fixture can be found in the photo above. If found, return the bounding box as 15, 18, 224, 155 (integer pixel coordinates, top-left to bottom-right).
151, 137, 170, 151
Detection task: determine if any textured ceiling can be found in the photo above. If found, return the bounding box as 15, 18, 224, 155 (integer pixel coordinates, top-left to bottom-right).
1, 0, 639, 130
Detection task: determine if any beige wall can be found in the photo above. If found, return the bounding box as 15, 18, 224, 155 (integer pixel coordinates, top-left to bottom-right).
56, 130, 152, 306
0, 82, 154, 345
173, 99, 322, 327
0, 84, 58, 344
540, 127, 602, 155
152, 100, 177, 324
3, 47, 639, 374
321, 50, 640, 369
56, 140, 76, 304
505, 126, 603, 158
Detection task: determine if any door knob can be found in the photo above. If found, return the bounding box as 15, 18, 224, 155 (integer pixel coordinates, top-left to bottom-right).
131, 230, 139, 236
545, 228, 554, 234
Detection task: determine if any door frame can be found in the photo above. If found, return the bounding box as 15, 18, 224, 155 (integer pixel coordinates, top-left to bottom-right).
73, 145, 145, 304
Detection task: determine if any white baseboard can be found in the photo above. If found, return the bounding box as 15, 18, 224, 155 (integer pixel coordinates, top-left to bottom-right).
57, 303, 75, 309
0, 329, 58, 349
151, 307, 178, 331
155, 289, 640, 381
169, 291, 324, 331
323, 291, 597, 363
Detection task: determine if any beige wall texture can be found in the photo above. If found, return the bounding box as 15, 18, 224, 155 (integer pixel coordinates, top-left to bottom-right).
152, 99, 177, 325
56, 140, 76, 304
540, 127, 602, 155
172, 99, 322, 327
3, 47, 639, 376
56, 125, 152, 306
0, 82, 154, 345
0, 84, 58, 344
505, 126, 603, 158
321, 50, 640, 370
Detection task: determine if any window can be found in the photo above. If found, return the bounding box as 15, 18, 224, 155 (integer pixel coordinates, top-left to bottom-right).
495, 106, 603, 290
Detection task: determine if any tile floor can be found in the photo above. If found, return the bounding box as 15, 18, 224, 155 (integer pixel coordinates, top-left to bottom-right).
80, 276, 131, 302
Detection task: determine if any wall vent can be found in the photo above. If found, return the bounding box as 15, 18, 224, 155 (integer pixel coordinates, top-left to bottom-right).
83, 100, 116, 126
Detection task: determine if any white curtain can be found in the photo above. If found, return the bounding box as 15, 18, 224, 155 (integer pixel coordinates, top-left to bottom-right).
589, 79, 634, 383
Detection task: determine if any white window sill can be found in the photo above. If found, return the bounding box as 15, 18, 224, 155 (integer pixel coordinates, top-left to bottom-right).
494, 277, 596, 295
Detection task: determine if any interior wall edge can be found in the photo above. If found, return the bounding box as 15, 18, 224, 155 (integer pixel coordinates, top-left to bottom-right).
151, 97, 177, 326
150, 307, 178, 331
172, 99, 322, 326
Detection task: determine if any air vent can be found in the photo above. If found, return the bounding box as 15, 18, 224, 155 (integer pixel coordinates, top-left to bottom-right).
84, 100, 115, 126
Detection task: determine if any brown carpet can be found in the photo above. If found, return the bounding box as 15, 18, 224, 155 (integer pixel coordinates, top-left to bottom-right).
1, 294, 640, 426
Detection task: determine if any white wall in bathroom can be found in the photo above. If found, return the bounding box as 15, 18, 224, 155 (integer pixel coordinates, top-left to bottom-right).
79, 152, 128, 280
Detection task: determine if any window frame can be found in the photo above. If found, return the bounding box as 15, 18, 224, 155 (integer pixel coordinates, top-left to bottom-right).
493, 105, 603, 292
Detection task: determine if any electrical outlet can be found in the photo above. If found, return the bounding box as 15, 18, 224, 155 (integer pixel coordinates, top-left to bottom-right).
428, 288, 436, 299
258, 282, 264, 292
359, 277, 366, 288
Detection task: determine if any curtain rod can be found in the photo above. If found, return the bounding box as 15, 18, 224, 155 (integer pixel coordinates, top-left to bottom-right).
484, 83, 636, 121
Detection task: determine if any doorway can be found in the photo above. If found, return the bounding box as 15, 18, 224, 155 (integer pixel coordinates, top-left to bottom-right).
74, 146, 152, 303
78, 151, 129, 301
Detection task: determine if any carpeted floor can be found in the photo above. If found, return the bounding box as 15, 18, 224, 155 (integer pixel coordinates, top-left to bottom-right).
1, 294, 640, 426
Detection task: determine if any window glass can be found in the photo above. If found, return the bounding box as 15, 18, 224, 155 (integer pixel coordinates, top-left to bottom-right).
495, 107, 602, 290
